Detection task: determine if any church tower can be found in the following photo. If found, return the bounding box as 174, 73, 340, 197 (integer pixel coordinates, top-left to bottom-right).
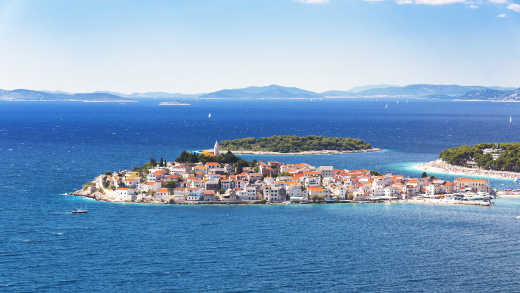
213, 140, 220, 156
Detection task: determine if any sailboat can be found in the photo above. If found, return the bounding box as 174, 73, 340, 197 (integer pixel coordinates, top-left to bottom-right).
509, 115, 512, 125
208, 113, 212, 119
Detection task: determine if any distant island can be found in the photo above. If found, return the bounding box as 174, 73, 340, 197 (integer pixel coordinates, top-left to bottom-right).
2, 84, 519, 102
214, 135, 378, 155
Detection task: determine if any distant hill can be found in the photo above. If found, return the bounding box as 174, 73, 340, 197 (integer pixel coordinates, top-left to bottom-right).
124, 92, 200, 99
457, 88, 520, 100
353, 84, 488, 97
321, 85, 395, 97
201, 84, 322, 99
2, 84, 519, 102
0, 89, 135, 102
320, 90, 353, 97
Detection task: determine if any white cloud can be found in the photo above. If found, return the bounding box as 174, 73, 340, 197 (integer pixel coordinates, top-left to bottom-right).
489, 0, 508, 3
507, 3, 520, 12
497, 13, 507, 17
295, 0, 329, 4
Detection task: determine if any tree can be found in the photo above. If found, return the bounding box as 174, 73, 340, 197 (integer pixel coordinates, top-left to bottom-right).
421, 172, 428, 178
370, 170, 382, 176
149, 158, 157, 167
163, 181, 177, 189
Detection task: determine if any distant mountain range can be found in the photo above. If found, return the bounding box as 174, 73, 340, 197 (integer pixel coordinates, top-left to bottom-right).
0, 89, 132, 102
1, 84, 518, 102
200, 84, 322, 99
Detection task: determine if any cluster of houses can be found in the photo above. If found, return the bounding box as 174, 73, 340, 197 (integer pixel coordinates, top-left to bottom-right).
91, 159, 493, 204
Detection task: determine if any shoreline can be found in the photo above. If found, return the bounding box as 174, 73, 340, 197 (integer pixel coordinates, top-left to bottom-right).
0, 98, 136, 103
411, 159, 520, 181
66, 192, 492, 207
200, 148, 381, 155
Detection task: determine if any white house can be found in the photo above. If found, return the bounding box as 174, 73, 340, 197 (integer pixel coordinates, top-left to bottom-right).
186, 188, 203, 201
238, 186, 258, 201
141, 181, 161, 192
263, 186, 286, 202
116, 188, 135, 201
317, 166, 334, 178
173, 188, 186, 202
287, 185, 307, 202
154, 188, 171, 202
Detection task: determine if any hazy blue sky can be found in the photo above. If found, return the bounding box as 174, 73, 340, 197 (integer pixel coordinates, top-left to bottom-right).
1, 0, 519, 93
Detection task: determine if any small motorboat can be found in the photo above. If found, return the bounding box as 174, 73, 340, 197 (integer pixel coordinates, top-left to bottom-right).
71, 209, 88, 214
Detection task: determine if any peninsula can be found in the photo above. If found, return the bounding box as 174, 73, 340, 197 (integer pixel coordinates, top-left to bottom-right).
71, 147, 494, 206
413, 142, 520, 181
212, 135, 379, 155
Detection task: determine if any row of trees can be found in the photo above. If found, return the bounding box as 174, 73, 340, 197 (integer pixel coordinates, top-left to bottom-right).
219, 135, 372, 153
175, 150, 256, 173
439, 143, 520, 172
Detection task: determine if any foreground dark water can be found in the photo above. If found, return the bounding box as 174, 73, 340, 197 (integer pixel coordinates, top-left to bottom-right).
2, 99, 520, 291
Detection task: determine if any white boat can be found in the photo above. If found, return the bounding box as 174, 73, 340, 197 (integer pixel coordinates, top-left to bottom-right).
71, 209, 88, 214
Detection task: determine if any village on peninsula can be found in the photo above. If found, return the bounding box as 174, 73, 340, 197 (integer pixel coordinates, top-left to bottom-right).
72, 136, 496, 206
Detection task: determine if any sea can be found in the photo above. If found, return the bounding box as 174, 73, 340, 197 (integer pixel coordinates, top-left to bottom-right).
2, 99, 520, 292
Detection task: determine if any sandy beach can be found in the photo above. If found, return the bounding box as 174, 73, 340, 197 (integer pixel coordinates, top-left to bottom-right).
413, 159, 520, 181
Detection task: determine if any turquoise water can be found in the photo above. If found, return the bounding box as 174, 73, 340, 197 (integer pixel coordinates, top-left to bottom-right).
2, 99, 520, 291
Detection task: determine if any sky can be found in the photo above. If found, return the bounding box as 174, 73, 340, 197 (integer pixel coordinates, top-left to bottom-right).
1, 0, 519, 93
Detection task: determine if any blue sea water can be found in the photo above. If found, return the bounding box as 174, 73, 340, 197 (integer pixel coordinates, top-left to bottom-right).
2, 99, 520, 292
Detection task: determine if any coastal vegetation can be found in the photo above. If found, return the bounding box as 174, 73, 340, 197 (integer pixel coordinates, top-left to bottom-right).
175, 150, 255, 172
219, 135, 372, 153
439, 143, 520, 172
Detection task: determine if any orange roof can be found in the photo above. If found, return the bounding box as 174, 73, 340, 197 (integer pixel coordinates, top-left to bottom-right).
146, 182, 157, 185
206, 162, 220, 166
153, 170, 166, 176
117, 188, 129, 190
308, 186, 325, 191
157, 188, 169, 193
304, 171, 320, 176
455, 177, 488, 183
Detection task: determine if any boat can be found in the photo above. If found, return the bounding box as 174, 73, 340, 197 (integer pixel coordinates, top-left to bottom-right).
71, 209, 88, 214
